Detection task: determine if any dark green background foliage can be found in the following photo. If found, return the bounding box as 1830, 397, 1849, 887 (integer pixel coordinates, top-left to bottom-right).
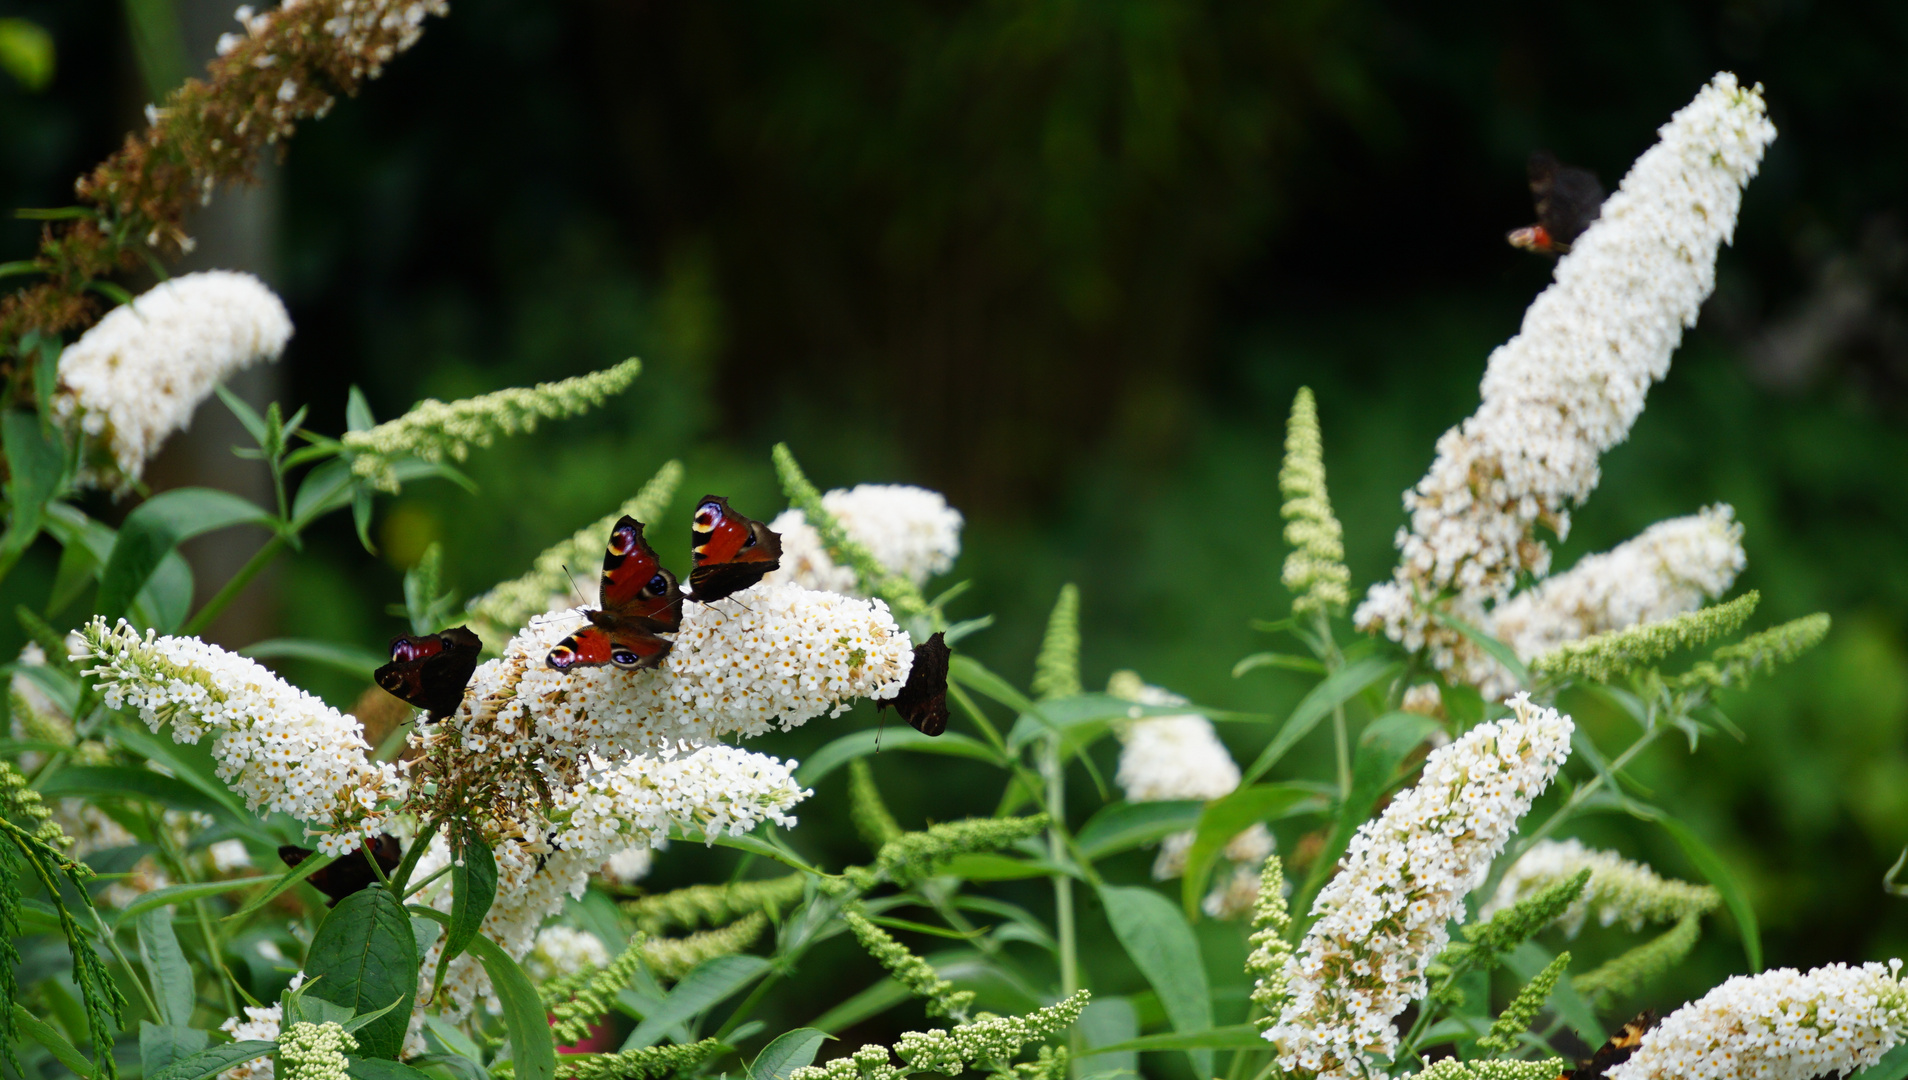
5, 0, 1908, 1051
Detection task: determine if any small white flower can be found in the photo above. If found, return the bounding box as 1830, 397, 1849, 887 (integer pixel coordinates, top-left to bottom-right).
209, 838, 253, 872
526, 926, 611, 982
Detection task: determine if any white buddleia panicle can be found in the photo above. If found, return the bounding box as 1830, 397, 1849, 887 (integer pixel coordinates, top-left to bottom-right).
1606, 962, 1908, 1080
52, 270, 291, 490
78, 618, 405, 854
1473, 506, 1746, 694
767, 484, 964, 596
1480, 838, 1719, 937
478, 582, 914, 758
1269, 694, 1573, 1079
1107, 672, 1273, 912
600, 843, 656, 886
1355, 75, 1776, 688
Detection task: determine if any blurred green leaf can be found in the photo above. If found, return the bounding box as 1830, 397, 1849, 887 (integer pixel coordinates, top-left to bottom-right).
96, 488, 274, 624
1242, 657, 1401, 783
0, 19, 53, 91
795, 728, 999, 786
1097, 885, 1212, 1077
136, 909, 195, 1026
1075, 800, 1203, 860
1182, 783, 1321, 918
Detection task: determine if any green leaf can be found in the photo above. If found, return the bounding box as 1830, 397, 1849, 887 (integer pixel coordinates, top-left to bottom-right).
140, 1023, 210, 1078
1231, 652, 1326, 678
1242, 657, 1401, 784
241, 638, 388, 681
2, 410, 64, 553
1855, 1042, 1908, 1080
794, 728, 1000, 786
1096, 885, 1213, 1078
116, 876, 279, 928
1297, 713, 1440, 912
42, 765, 266, 840
1434, 612, 1531, 691
224, 853, 337, 922
346, 387, 377, 432
1076, 801, 1205, 860
346, 1060, 439, 1080
216, 384, 271, 446
1005, 694, 1234, 754
1640, 810, 1762, 971
304, 886, 418, 1059
948, 654, 1039, 715
96, 487, 274, 623
410, 909, 556, 1080
146, 1040, 277, 1080
749, 1028, 831, 1080
1082, 1024, 1267, 1054
431, 823, 498, 997
1182, 783, 1324, 919
624, 955, 773, 1050
12, 1003, 97, 1078
137, 908, 196, 1026
106, 720, 258, 828
1077, 996, 1138, 1080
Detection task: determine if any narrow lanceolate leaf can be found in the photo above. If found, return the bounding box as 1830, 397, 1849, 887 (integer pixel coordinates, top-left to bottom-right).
136, 908, 195, 1026
1181, 784, 1320, 919
1097, 885, 1214, 1079
408, 908, 555, 1080
1075, 801, 1205, 860
1242, 657, 1401, 783
11, 1004, 97, 1079
144, 1040, 278, 1080
95, 487, 275, 623
432, 823, 498, 997
303, 885, 418, 1059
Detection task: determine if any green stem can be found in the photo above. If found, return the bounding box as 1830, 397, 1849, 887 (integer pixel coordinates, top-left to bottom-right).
402, 863, 453, 901
1042, 734, 1080, 1077
181, 532, 289, 636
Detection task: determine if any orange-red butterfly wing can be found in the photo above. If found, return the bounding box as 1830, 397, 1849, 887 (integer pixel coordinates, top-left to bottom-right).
688, 495, 782, 602
598, 516, 681, 630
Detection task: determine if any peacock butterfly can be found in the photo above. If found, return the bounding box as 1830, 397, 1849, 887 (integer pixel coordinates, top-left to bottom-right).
1508, 151, 1604, 256
687, 495, 782, 603
279, 833, 402, 907
879, 632, 950, 737
375, 625, 482, 721
1565, 1012, 1657, 1080
548, 516, 681, 671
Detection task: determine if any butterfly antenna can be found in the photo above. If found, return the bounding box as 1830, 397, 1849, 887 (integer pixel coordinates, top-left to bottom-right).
561, 564, 588, 606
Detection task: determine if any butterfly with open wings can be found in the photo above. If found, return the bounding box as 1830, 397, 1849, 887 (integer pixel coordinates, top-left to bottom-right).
547, 515, 683, 671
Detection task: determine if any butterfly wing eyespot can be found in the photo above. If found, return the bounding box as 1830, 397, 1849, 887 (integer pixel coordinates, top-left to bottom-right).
375, 626, 481, 721
687, 495, 783, 602
549, 622, 670, 671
